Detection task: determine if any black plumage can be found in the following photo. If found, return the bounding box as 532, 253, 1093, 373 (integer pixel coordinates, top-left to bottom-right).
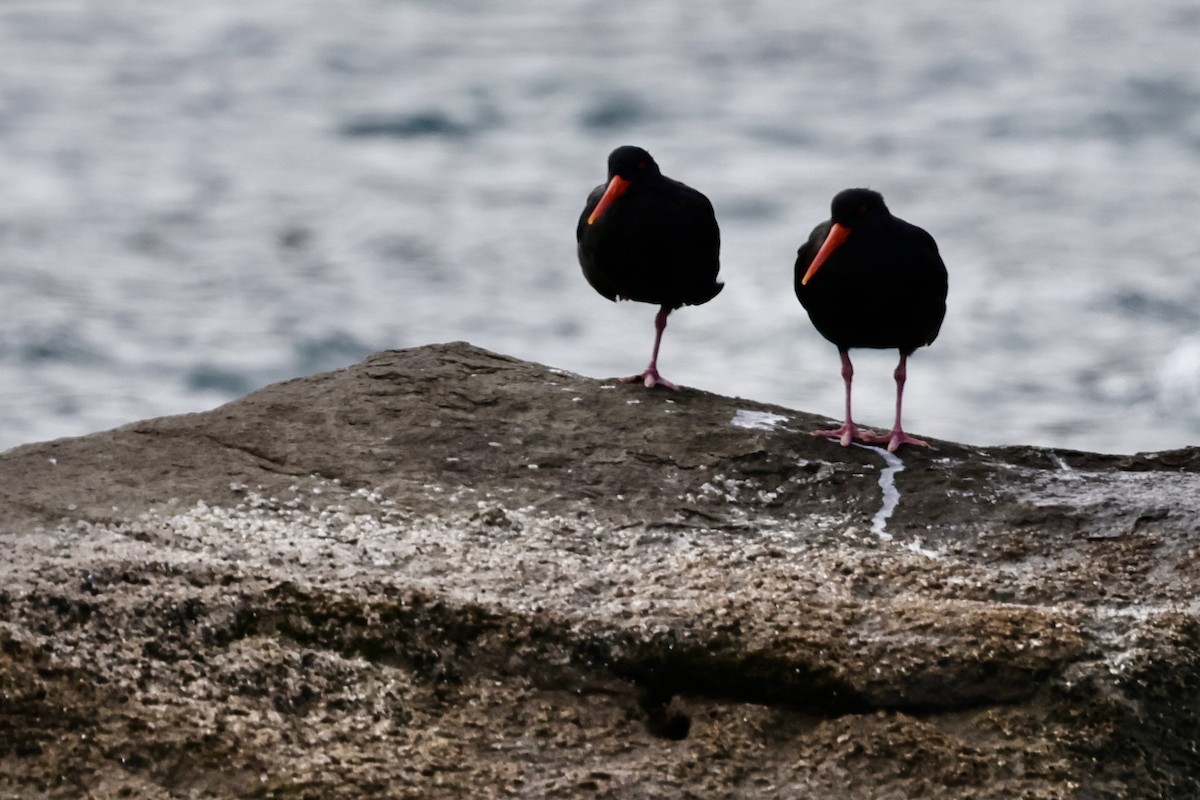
795, 188, 948, 451
577, 145, 722, 390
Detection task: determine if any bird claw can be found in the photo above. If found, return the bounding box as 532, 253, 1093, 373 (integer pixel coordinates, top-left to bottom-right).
814, 424, 930, 452
861, 429, 931, 452
621, 368, 681, 392
811, 422, 869, 447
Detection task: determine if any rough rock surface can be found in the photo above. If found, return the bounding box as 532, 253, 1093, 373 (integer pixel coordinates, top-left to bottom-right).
2, 341, 1198, 799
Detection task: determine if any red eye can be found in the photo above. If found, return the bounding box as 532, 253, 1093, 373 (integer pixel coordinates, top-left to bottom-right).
639, 161, 646, 169
858, 204, 866, 214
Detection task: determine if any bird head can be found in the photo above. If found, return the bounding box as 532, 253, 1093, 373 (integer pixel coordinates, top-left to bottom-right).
829, 187, 887, 226
587, 146, 662, 225
800, 188, 889, 286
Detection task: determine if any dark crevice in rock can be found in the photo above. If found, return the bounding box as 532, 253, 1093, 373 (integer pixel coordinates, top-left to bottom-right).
206, 582, 1070, 724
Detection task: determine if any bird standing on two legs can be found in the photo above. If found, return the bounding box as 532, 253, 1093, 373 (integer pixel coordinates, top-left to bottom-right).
794, 188, 948, 452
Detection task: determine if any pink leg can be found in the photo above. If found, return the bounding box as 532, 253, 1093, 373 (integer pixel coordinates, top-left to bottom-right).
813, 350, 869, 446
621, 306, 681, 391
862, 353, 931, 451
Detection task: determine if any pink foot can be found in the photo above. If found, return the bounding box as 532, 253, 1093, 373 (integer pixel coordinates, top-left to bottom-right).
620, 368, 681, 392
811, 421, 872, 447
861, 429, 931, 452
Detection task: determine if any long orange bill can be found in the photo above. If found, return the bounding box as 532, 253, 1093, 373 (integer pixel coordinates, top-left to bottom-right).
587, 175, 631, 225
800, 222, 852, 285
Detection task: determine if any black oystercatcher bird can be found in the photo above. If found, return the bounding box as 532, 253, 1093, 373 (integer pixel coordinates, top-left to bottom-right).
577, 145, 723, 391
794, 188, 948, 452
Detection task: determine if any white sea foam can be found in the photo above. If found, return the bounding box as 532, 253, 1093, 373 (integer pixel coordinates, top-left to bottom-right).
731, 409, 790, 431
854, 444, 904, 542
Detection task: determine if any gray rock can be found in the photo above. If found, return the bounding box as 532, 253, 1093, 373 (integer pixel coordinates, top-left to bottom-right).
1, 341, 1198, 798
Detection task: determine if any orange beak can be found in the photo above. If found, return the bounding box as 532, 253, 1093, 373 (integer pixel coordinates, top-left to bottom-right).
587, 175, 631, 225
800, 222, 852, 286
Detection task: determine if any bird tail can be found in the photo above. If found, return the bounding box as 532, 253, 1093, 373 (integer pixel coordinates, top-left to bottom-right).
685, 281, 724, 306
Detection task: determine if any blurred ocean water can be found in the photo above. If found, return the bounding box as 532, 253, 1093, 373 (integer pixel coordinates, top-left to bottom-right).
1, 0, 1199, 454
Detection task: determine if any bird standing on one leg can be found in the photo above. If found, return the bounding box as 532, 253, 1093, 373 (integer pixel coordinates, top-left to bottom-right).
794, 188, 948, 452
577, 145, 723, 391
